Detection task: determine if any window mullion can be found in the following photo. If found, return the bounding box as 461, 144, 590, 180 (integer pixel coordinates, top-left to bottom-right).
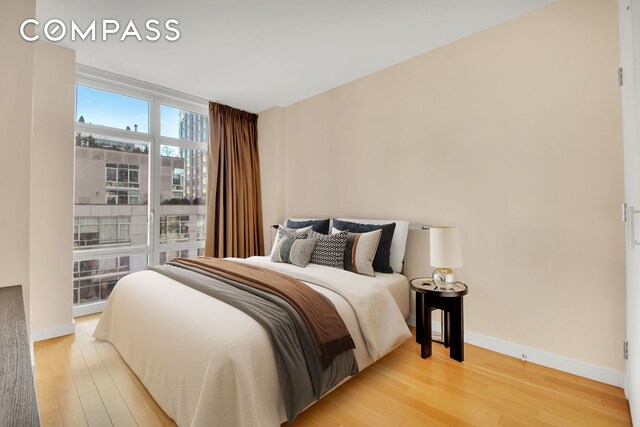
151, 98, 162, 266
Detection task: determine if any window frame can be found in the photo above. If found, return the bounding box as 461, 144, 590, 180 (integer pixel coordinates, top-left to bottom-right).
73, 66, 209, 317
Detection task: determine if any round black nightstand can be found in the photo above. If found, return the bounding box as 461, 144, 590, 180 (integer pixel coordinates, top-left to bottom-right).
410, 277, 468, 362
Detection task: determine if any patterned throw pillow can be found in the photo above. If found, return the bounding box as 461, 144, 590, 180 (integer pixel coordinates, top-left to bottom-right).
270, 225, 312, 258
271, 237, 318, 267
307, 230, 348, 269
333, 227, 382, 277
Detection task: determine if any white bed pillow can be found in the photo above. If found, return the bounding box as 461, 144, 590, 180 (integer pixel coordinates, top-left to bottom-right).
333, 219, 409, 273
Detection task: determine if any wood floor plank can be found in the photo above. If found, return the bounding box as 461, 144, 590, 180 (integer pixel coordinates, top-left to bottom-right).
322, 391, 400, 427
69, 352, 97, 396
79, 389, 113, 427
54, 351, 88, 427
35, 315, 631, 427
103, 396, 138, 427
577, 375, 627, 398
58, 386, 89, 427
498, 414, 554, 427
91, 337, 175, 427
75, 322, 122, 403
38, 408, 64, 427
80, 315, 175, 427
34, 341, 60, 416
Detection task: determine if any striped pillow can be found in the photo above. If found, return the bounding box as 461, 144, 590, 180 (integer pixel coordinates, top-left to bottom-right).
332, 227, 382, 277
270, 225, 312, 258
271, 237, 317, 267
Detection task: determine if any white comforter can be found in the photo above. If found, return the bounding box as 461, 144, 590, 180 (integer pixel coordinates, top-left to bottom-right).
93, 256, 412, 427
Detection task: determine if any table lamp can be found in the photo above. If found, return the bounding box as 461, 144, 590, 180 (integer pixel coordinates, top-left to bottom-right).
430, 226, 463, 289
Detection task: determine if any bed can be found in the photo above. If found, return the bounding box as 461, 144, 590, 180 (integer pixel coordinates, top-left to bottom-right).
93, 220, 412, 427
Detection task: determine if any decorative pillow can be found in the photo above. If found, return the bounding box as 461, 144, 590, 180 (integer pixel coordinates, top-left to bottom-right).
332, 227, 382, 277
307, 230, 348, 269
271, 237, 318, 267
332, 220, 396, 273
286, 218, 330, 235
270, 225, 312, 258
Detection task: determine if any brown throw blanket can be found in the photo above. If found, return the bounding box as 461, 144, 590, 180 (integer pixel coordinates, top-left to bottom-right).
172, 257, 355, 367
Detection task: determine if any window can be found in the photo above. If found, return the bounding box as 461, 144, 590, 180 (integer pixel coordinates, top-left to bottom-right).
73, 78, 208, 313
160, 105, 208, 142
73, 255, 147, 305
159, 249, 190, 265
197, 215, 205, 241
76, 85, 149, 133
160, 215, 190, 243
159, 144, 207, 254
74, 131, 149, 249
74, 217, 131, 248
105, 163, 142, 204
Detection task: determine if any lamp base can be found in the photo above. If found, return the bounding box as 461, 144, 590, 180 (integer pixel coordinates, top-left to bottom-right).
432, 268, 457, 289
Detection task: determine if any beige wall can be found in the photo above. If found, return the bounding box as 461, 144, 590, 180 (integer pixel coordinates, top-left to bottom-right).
30, 42, 76, 336
259, 0, 626, 370
0, 0, 35, 321
258, 106, 286, 253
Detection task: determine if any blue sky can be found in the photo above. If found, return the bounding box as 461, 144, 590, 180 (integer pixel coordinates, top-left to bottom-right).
76, 85, 181, 137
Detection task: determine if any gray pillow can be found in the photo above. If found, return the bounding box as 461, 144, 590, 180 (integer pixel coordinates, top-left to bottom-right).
307, 230, 348, 269
271, 237, 317, 267
270, 225, 312, 258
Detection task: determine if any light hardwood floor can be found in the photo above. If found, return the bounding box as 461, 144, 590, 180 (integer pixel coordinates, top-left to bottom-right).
34, 314, 631, 427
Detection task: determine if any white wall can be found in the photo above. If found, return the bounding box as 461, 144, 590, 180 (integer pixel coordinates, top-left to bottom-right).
30, 42, 76, 340
259, 0, 626, 374
0, 0, 35, 321
0, 0, 76, 339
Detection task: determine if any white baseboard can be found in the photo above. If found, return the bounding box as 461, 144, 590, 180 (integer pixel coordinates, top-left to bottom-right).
32, 321, 76, 342
406, 317, 624, 387
73, 301, 106, 318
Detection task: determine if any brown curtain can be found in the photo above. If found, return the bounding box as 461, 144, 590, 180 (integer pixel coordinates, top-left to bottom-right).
205, 102, 264, 258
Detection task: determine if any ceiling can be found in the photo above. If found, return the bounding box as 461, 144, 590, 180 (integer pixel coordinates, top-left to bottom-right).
36, 0, 553, 113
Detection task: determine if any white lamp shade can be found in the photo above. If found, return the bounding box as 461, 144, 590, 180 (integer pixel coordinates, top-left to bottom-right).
430, 226, 463, 268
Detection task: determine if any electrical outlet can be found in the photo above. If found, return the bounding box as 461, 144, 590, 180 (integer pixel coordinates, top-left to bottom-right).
521, 354, 528, 362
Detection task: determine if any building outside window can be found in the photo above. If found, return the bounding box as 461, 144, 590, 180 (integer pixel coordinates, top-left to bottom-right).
73, 255, 146, 305
197, 215, 205, 241
105, 163, 141, 204
172, 167, 185, 199
74, 216, 131, 248
160, 215, 190, 243
159, 249, 190, 265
